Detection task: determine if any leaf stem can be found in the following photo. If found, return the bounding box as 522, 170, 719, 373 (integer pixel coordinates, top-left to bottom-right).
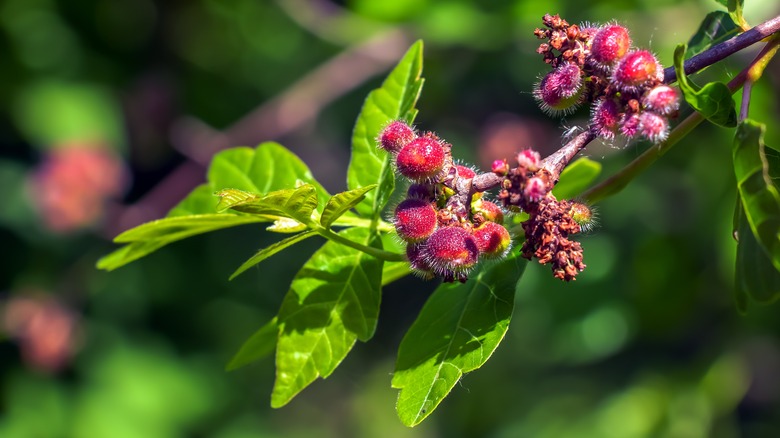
316, 227, 407, 261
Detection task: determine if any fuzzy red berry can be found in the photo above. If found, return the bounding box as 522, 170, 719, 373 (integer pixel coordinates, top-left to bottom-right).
637, 111, 669, 143
396, 137, 447, 181
424, 226, 480, 278
590, 24, 631, 66
620, 113, 641, 138
534, 63, 584, 115
473, 200, 505, 224
455, 164, 476, 179
379, 120, 416, 153
394, 198, 438, 242
473, 222, 511, 259
590, 98, 622, 140
642, 85, 679, 115
406, 243, 435, 279
612, 50, 663, 92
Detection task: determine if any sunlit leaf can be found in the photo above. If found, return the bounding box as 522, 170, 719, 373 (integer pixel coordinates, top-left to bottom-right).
266, 218, 308, 233
553, 157, 602, 199
97, 215, 268, 271
226, 317, 279, 371
271, 227, 383, 408
733, 120, 780, 272
320, 185, 377, 228
685, 11, 740, 59
392, 254, 527, 426
673, 44, 737, 127
215, 185, 318, 225
347, 41, 424, 219
229, 230, 318, 280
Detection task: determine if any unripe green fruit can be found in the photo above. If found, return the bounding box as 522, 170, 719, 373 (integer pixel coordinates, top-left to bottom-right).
396, 137, 447, 181
424, 226, 479, 276
473, 222, 511, 259
394, 198, 437, 242
472, 199, 505, 224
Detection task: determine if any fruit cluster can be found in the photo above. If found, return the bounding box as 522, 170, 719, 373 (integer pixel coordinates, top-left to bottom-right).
379, 121, 512, 282
533, 14, 679, 143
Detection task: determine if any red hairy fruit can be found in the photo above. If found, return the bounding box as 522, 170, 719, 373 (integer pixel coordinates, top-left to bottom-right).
473, 222, 511, 259
424, 226, 480, 275
396, 137, 447, 181
379, 120, 416, 153
642, 85, 679, 115
637, 111, 669, 143
590, 24, 631, 65
394, 198, 437, 242
591, 98, 622, 140
612, 50, 663, 91
620, 113, 641, 138
406, 243, 435, 279
473, 200, 505, 224
455, 164, 476, 179
534, 63, 584, 115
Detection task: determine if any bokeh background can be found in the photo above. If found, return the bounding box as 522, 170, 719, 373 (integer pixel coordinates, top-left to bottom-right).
2, 0, 780, 437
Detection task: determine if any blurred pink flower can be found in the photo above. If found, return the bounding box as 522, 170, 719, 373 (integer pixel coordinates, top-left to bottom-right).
2, 295, 80, 373
29, 144, 129, 233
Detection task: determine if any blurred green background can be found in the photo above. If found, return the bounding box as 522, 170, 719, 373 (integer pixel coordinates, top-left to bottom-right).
2, 0, 780, 436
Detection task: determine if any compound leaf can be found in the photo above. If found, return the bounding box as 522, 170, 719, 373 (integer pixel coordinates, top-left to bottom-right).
271, 227, 383, 407
347, 41, 424, 219
392, 254, 527, 426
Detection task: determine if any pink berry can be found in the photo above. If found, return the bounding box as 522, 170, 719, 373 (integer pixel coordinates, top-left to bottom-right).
590, 98, 622, 140
517, 149, 541, 170
491, 159, 509, 175
637, 111, 669, 143
612, 50, 663, 92
394, 198, 438, 242
424, 226, 480, 276
455, 164, 476, 179
473, 222, 511, 259
524, 177, 547, 202
379, 120, 416, 153
642, 85, 679, 115
534, 63, 584, 115
619, 113, 641, 138
406, 243, 435, 279
590, 24, 631, 65
396, 137, 447, 181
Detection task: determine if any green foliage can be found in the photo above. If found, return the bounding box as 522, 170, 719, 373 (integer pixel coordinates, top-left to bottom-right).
553, 157, 602, 200
225, 317, 279, 371
673, 44, 737, 128
732, 120, 780, 306
714, 0, 747, 29
229, 231, 318, 281
272, 227, 384, 407
216, 186, 319, 225
392, 254, 527, 426
685, 11, 740, 59
320, 185, 377, 229
347, 40, 424, 220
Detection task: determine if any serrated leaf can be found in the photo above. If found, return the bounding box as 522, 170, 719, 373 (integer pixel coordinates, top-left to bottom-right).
216, 185, 318, 225
392, 254, 527, 426
733, 120, 780, 273
673, 44, 737, 127
553, 157, 602, 199
229, 230, 318, 280
347, 41, 424, 219
715, 0, 747, 29
320, 185, 378, 228
735, 203, 780, 308
97, 215, 268, 271
271, 227, 383, 408
226, 317, 279, 371
686, 11, 741, 59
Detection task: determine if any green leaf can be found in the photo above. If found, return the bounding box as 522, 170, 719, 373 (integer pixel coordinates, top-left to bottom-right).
553, 157, 602, 199
173, 143, 331, 217
392, 254, 527, 426
229, 230, 318, 280
735, 203, 780, 308
715, 0, 747, 29
216, 185, 318, 226
271, 227, 383, 407
226, 317, 280, 371
733, 120, 780, 272
97, 215, 268, 271
266, 218, 309, 233
320, 185, 378, 228
673, 44, 737, 128
347, 41, 424, 219
685, 11, 741, 59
